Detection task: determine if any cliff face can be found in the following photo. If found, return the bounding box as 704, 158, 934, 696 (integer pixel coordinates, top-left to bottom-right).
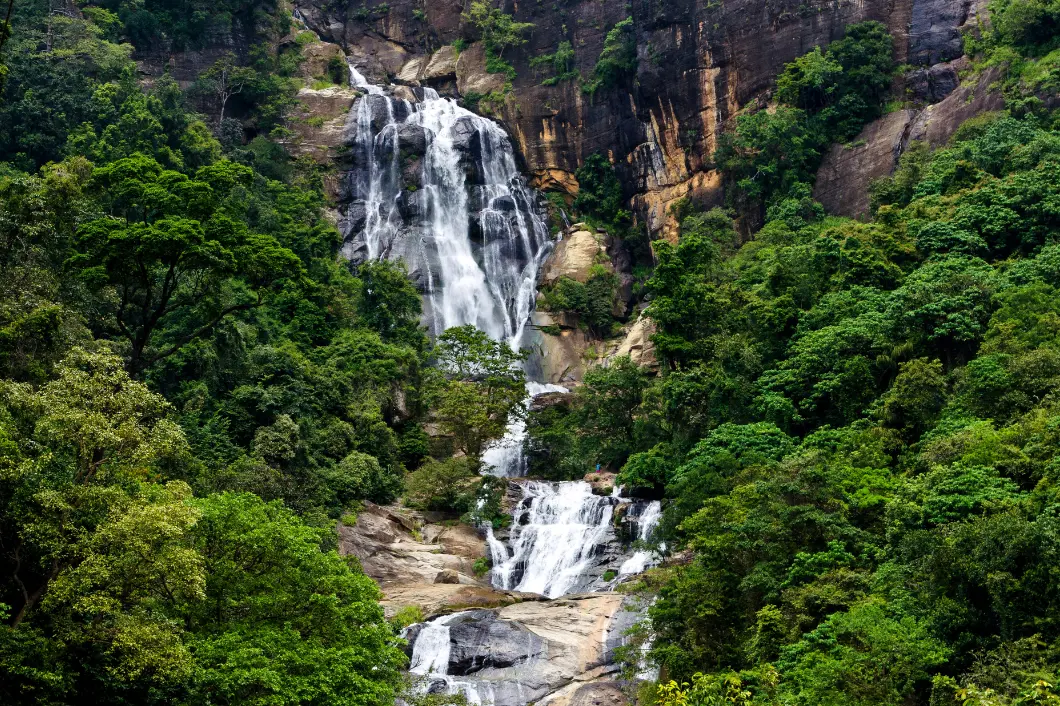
296, 0, 977, 238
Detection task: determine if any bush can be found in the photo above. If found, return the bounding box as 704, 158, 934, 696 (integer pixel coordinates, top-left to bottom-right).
404, 457, 480, 513
574, 152, 630, 229
582, 18, 636, 94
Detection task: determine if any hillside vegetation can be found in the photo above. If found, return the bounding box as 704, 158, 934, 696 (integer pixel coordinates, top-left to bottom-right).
0, 0, 1059, 705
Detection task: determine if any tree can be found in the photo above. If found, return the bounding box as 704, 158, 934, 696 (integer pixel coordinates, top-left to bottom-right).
196, 53, 255, 125
69, 155, 303, 374
355, 259, 426, 348
182, 492, 405, 706
431, 325, 526, 461
0, 348, 189, 628
461, 1, 534, 57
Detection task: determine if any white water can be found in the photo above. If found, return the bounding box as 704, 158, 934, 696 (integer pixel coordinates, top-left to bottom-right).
491, 481, 617, 598
619, 500, 662, 576
482, 382, 568, 477
344, 61, 660, 704
408, 612, 496, 705
343, 67, 551, 348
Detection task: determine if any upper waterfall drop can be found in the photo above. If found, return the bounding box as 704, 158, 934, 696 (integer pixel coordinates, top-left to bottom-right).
340, 64, 552, 348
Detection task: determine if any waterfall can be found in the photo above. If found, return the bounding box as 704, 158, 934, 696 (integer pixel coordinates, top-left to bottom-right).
408, 612, 495, 705
619, 500, 662, 576
482, 382, 568, 477
341, 68, 552, 348
491, 481, 618, 598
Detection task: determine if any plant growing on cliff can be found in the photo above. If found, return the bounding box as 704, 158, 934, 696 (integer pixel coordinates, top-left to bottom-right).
540, 266, 621, 338
462, 0, 534, 79
715, 21, 894, 214
574, 153, 630, 227
582, 17, 637, 95
530, 40, 579, 85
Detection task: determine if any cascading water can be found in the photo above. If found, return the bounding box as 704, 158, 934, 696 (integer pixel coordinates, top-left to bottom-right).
491, 481, 619, 598
619, 500, 663, 576
339, 60, 658, 706
481, 382, 568, 477
341, 66, 552, 347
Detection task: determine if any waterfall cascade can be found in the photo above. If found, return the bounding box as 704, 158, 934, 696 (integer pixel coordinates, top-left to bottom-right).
341, 64, 551, 347
340, 63, 658, 706
491, 481, 618, 598
619, 500, 663, 576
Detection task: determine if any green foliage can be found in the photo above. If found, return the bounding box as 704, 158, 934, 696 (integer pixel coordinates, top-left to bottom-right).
404, 457, 479, 513
462, 0, 533, 79
430, 325, 526, 462
529, 85, 1060, 706
582, 18, 636, 95
574, 153, 631, 231
539, 266, 620, 337
715, 21, 894, 213
390, 605, 425, 630
532, 41, 578, 85
0, 350, 404, 704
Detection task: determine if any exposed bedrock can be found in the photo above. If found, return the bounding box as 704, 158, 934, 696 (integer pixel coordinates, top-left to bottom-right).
297, 0, 984, 238
404, 594, 644, 706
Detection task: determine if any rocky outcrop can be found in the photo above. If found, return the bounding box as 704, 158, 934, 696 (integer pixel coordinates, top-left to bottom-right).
814, 110, 917, 219
338, 503, 528, 615
541, 228, 610, 286
814, 65, 1006, 218
612, 315, 658, 371
534, 309, 658, 385
285, 86, 359, 167
409, 594, 634, 706
298, 0, 979, 236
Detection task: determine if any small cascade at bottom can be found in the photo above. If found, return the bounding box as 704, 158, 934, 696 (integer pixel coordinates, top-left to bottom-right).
619, 500, 663, 577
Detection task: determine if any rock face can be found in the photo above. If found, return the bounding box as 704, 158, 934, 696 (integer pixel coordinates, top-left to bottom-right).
338, 503, 526, 615
299, 0, 980, 236
408, 594, 634, 706
541, 229, 609, 286
814, 65, 1006, 218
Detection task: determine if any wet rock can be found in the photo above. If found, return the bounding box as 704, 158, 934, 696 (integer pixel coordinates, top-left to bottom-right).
343, 201, 368, 235
907, 65, 1006, 146
446, 611, 547, 674
450, 117, 484, 159
490, 195, 517, 212
909, 0, 975, 66
907, 59, 964, 103
397, 123, 429, 155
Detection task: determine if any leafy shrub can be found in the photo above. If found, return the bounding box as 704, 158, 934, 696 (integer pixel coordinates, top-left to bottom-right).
582, 18, 636, 94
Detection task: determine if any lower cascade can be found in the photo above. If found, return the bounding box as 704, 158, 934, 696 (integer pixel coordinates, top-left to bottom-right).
490, 481, 619, 599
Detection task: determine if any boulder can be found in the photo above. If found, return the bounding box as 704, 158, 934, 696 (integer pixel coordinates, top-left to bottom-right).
423, 45, 459, 81
612, 315, 658, 370
541, 230, 605, 286
337, 503, 485, 596
455, 42, 508, 96
298, 40, 346, 83
405, 594, 630, 706
446, 611, 547, 674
